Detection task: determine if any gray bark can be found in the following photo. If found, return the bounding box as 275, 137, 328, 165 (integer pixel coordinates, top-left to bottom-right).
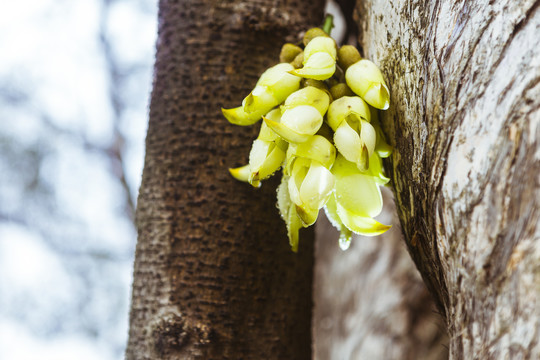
356, 0, 540, 358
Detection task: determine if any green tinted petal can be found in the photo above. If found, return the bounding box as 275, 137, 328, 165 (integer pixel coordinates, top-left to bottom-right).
258, 109, 281, 141
360, 120, 376, 156
366, 152, 390, 185
333, 154, 383, 218
303, 36, 337, 61
346, 60, 390, 110
327, 96, 371, 131
288, 204, 304, 252
282, 86, 330, 116
277, 175, 303, 252
243, 86, 279, 114
290, 52, 336, 80
324, 195, 353, 250
295, 204, 319, 227
299, 162, 334, 210
229, 164, 250, 182
334, 121, 362, 164
222, 106, 263, 126
288, 135, 336, 169
280, 105, 323, 136
263, 116, 312, 143
336, 201, 391, 236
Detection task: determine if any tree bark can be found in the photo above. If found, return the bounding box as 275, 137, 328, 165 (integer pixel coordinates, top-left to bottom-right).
126, 0, 325, 358
356, 0, 540, 358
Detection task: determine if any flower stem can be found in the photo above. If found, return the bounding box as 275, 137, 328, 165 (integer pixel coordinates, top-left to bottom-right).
322, 14, 334, 35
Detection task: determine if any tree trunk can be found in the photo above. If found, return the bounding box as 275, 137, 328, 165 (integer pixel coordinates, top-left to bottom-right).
356, 0, 540, 358
126, 0, 325, 358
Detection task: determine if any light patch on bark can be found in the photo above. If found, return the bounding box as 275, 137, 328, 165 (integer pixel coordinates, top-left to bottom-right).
356, 0, 540, 358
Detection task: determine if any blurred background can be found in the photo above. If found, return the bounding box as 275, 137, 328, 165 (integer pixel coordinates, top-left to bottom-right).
0, 0, 156, 358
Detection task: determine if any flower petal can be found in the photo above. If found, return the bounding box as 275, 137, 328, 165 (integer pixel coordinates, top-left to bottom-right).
263, 116, 312, 143
222, 106, 264, 126
281, 86, 330, 116
287, 135, 336, 170
229, 164, 251, 183
290, 52, 336, 80
327, 96, 371, 131
333, 155, 383, 218
299, 161, 334, 210
336, 201, 391, 236
345, 60, 390, 110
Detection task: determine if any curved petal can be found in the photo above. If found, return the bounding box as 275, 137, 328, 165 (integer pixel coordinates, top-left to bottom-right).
288, 135, 336, 169
333, 155, 383, 218
360, 120, 377, 156
303, 36, 337, 61
281, 105, 323, 135
222, 106, 263, 126
327, 96, 371, 131
229, 164, 251, 183
324, 195, 353, 250
263, 116, 312, 143
295, 204, 319, 227
243, 85, 279, 114
336, 201, 391, 236
346, 60, 390, 110
334, 121, 362, 164
290, 52, 336, 80
299, 162, 334, 210
281, 86, 330, 116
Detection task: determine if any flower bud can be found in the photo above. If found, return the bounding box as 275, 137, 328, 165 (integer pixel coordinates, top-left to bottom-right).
290, 37, 337, 80
345, 59, 390, 110
222, 63, 301, 126
327, 96, 376, 171
280, 43, 303, 63
263, 105, 323, 143
330, 83, 354, 100
281, 86, 330, 116
327, 96, 371, 131
303, 28, 328, 46
337, 45, 361, 71
229, 109, 287, 187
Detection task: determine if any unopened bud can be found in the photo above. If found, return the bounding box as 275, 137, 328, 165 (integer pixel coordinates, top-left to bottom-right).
345, 59, 390, 110
280, 43, 303, 63
281, 86, 330, 116
330, 83, 354, 100
303, 27, 328, 46
337, 45, 361, 71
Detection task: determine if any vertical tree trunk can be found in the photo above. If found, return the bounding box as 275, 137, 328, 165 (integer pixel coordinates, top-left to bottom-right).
126, 0, 325, 358
356, 0, 540, 358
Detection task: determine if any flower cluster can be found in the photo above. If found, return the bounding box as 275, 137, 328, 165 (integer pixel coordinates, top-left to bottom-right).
223, 26, 392, 251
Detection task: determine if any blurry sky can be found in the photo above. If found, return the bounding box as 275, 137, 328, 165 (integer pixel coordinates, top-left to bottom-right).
0, 0, 157, 359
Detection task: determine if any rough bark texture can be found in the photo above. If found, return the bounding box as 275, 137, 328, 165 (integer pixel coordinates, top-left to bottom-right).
313, 189, 449, 360
356, 0, 540, 358
126, 0, 325, 358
